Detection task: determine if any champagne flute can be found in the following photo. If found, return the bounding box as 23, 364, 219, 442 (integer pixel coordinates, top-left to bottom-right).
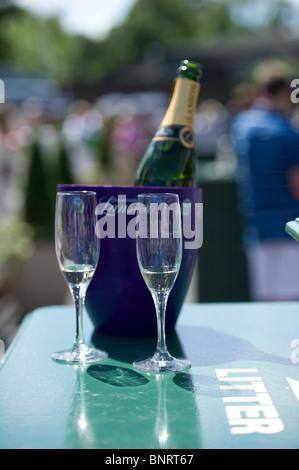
133, 193, 191, 373
52, 191, 108, 364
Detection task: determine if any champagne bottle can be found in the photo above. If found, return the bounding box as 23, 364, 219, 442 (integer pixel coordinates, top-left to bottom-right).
135, 59, 202, 188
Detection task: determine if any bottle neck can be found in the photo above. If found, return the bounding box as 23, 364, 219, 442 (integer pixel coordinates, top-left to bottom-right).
160, 77, 200, 130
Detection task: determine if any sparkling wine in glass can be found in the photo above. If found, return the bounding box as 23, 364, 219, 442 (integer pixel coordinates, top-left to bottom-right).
52, 191, 108, 364
133, 193, 191, 373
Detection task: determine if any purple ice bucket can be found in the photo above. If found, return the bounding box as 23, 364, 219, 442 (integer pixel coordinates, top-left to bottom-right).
57, 184, 202, 336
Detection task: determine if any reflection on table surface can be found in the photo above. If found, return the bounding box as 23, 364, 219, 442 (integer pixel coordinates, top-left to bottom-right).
0, 302, 298, 449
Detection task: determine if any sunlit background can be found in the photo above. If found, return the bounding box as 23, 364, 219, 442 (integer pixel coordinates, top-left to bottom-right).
1, 0, 299, 345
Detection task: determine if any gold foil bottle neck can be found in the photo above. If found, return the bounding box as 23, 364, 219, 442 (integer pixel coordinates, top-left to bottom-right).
160, 78, 200, 129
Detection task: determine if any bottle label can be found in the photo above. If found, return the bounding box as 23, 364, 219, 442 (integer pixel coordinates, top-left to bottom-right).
153, 77, 199, 148
153, 125, 194, 149
160, 77, 200, 129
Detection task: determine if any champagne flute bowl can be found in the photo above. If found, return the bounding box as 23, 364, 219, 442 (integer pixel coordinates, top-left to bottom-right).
52, 191, 108, 365
133, 193, 191, 373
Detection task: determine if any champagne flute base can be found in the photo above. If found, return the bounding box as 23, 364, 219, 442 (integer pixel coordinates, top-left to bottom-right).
133, 355, 191, 373
52, 345, 108, 365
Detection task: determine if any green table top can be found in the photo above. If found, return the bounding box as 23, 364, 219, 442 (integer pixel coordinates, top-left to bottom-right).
1, 302, 299, 449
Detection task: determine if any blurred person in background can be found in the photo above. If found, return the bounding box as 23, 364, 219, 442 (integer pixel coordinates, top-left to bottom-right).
232, 67, 299, 301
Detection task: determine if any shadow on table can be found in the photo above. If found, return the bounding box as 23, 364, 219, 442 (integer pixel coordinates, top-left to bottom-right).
90, 329, 186, 365
91, 324, 294, 368
89, 324, 296, 394
88, 330, 190, 388
176, 325, 295, 367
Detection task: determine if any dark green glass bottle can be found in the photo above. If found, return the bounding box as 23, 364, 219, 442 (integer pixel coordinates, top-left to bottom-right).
135, 60, 202, 188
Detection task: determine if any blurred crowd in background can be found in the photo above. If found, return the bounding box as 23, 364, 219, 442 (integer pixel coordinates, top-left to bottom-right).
0, 89, 234, 229
0, 93, 234, 207
1, 61, 298, 227
1, 0, 299, 345
0, 64, 298, 281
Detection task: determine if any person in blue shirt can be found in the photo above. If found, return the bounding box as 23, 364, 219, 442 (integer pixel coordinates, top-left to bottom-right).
232, 75, 299, 300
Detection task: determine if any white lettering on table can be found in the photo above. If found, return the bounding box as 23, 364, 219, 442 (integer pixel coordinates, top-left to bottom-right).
215, 368, 284, 435
286, 377, 299, 402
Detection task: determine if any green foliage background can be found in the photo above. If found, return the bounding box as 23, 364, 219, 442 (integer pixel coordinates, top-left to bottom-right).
0, 0, 297, 86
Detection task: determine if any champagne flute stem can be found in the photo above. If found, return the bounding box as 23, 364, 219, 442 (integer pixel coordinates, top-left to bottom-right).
72, 286, 86, 350
153, 291, 169, 359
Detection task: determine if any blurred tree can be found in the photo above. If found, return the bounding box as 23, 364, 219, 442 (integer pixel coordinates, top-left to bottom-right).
0, 1, 25, 61
107, 0, 220, 70
72, 0, 299, 83
0, 0, 298, 85
228, 0, 299, 32
57, 139, 73, 186
1, 9, 83, 84
23, 137, 54, 241
23, 133, 73, 241
46, 136, 74, 220
72, 0, 236, 82
194, 0, 248, 36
